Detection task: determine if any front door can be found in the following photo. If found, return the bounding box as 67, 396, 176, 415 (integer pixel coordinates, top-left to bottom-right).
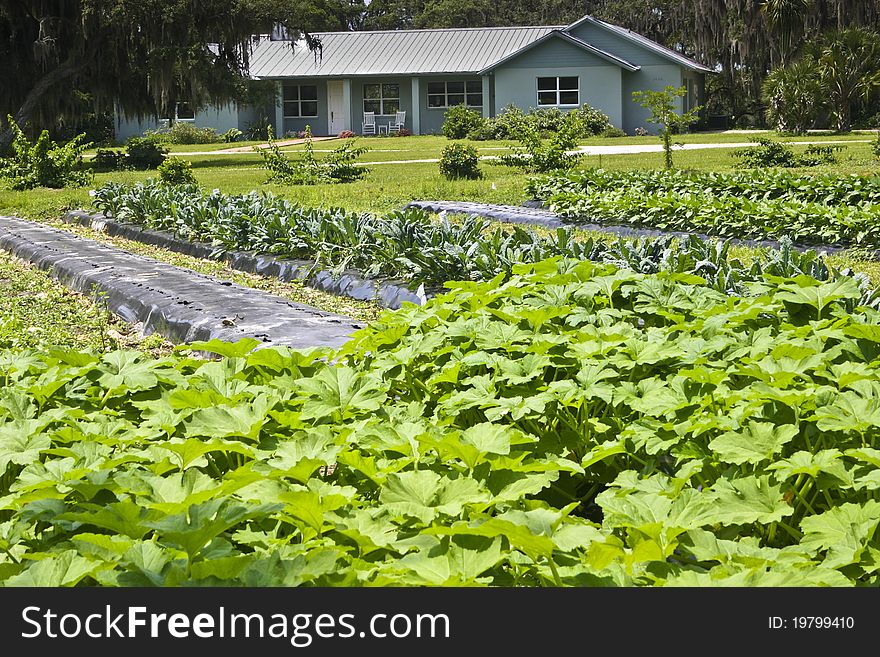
327, 80, 349, 134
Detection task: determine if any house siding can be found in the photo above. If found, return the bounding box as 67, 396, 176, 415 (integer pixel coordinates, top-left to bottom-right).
280, 79, 329, 136
491, 38, 624, 129
566, 23, 672, 67
418, 75, 485, 135
621, 64, 687, 134
349, 76, 414, 135
115, 104, 240, 143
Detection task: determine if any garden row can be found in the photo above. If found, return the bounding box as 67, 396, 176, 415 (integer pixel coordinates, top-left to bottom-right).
2, 260, 880, 586
91, 180, 880, 302
527, 168, 880, 250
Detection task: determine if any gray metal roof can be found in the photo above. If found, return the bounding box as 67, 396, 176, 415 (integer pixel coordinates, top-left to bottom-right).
248, 26, 561, 78
565, 15, 714, 73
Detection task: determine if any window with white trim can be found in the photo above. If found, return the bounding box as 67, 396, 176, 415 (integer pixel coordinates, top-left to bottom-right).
427, 81, 482, 108
175, 102, 196, 121
537, 76, 580, 106
363, 83, 400, 115
283, 84, 319, 118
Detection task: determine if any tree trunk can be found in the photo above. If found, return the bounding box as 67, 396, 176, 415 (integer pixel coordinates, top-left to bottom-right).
0, 44, 97, 153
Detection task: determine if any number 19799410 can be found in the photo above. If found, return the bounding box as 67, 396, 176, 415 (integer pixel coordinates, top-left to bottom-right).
769, 616, 854, 630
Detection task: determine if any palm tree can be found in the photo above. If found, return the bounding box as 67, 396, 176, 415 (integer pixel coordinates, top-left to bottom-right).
815, 28, 880, 132
762, 0, 811, 66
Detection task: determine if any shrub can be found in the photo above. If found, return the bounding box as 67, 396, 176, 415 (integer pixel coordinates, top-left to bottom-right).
438, 143, 482, 179
442, 105, 485, 139
221, 128, 243, 143
874, 132, 880, 158
337, 130, 356, 139
634, 127, 649, 136
498, 112, 582, 173
163, 122, 221, 144
734, 137, 842, 167
157, 156, 197, 185
124, 135, 168, 169
573, 103, 613, 135
244, 116, 272, 140
396, 128, 412, 137
257, 125, 369, 184
600, 127, 627, 138
93, 148, 125, 171
762, 57, 825, 134
0, 115, 92, 190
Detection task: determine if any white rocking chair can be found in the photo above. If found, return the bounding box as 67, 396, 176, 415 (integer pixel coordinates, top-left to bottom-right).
387, 110, 406, 134
362, 111, 376, 135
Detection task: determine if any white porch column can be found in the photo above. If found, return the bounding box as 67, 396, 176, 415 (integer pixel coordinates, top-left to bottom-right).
411, 77, 421, 135
481, 75, 491, 118
275, 81, 284, 137
342, 78, 352, 132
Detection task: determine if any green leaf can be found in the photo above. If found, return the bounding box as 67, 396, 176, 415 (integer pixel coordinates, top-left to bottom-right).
708, 422, 799, 465
799, 500, 880, 569
3, 550, 101, 587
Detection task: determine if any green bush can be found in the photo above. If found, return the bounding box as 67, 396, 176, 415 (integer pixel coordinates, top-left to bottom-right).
734, 137, 841, 168
466, 104, 612, 141
438, 143, 482, 179
0, 115, 92, 190
498, 112, 582, 173
163, 122, 221, 144
124, 135, 168, 169
574, 104, 614, 135
442, 105, 485, 139
93, 148, 125, 171
221, 128, 243, 143
599, 126, 627, 138
157, 156, 197, 185
257, 125, 369, 184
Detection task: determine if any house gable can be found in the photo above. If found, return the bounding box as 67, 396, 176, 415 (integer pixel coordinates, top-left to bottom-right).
564, 15, 712, 72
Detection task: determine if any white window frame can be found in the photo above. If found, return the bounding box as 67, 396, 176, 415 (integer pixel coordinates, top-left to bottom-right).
283, 84, 319, 118
363, 83, 400, 116
536, 76, 580, 107
426, 81, 483, 109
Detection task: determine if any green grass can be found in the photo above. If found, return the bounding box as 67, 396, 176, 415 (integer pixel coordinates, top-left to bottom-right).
2, 131, 880, 324
0, 250, 174, 354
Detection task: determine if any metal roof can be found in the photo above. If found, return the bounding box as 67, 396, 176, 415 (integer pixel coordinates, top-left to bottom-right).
248, 26, 561, 78
564, 15, 714, 73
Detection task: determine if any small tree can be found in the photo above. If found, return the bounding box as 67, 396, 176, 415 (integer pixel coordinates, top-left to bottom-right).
632, 86, 702, 169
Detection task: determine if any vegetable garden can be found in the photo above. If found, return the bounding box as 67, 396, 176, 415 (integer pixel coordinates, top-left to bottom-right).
3, 260, 880, 585
528, 168, 880, 249
3, 133, 880, 587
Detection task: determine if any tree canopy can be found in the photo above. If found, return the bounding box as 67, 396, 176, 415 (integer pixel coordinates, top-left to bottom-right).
0, 0, 363, 149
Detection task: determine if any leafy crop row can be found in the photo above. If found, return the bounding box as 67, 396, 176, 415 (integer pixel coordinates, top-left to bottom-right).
3, 260, 880, 585
90, 181, 878, 301
527, 168, 880, 207
527, 168, 880, 250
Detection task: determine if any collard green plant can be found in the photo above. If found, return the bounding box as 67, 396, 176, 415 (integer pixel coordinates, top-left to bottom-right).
0, 115, 92, 190
90, 179, 879, 303
528, 167, 880, 251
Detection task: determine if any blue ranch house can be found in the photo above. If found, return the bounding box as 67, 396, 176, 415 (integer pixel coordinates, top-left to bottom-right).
115, 14, 712, 140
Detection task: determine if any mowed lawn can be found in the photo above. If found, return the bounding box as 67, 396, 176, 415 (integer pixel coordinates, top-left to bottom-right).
5, 131, 877, 220
0, 130, 880, 349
